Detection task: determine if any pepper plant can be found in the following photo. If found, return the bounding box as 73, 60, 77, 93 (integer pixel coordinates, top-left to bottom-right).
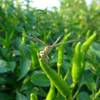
0, 0, 100, 100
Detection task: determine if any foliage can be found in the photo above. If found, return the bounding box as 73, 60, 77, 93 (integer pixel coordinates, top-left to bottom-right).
0, 0, 100, 100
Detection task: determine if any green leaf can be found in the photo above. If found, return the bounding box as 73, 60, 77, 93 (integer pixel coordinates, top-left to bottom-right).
0, 92, 12, 100
55, 95, 65, 100
30, 87, 46, 97
0, 77, 7, 85
21, 81, 34, 92
16, 91, 28, 100
18, 59, 31, 80
12, 50, 20, 57
0, 59, 8, 73
8, 61, 16, 72
80, 70, 96, 92
0, 59, 7, 67
90, 42, 100, 58
0, 60, 16, 74
31, 71, 50, 87
76, 92, 91, 100
95, 97, 100, 100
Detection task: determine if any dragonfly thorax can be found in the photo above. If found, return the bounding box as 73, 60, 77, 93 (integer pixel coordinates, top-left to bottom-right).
39, 45, 50, 59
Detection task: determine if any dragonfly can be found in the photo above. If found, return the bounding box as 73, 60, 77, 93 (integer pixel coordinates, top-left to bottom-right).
23, 34, 80, 59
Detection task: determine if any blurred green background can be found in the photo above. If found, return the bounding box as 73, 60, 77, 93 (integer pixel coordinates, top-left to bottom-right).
0, 0, 100, 100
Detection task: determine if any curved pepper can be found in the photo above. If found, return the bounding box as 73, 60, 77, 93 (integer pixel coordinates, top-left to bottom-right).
71, 42, 82, 83
46, 82, 56, 100
57, 33, 70, 74
38, 57, 71, 98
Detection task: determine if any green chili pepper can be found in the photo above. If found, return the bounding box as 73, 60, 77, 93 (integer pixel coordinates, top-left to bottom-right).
81, 32, 96, 70
57, 47, 64, 75
30, 93, 38, 100
71, 33, 96, 84
30, 42, 39, 69
38, 57, 71, 98
57, 33, 70, 75
81, 32, 96, 54
31, 50, 39, 68
71, 42, 82, 84
46, 82, 56, 100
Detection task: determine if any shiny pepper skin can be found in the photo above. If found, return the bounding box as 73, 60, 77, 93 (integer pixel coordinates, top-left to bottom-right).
46, 83, 56, 100
57, 33, 70, 74
71, 33, 96, 84
71, 42, 82, 83
38, 57, 71, 97
81, 33, 96, 53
